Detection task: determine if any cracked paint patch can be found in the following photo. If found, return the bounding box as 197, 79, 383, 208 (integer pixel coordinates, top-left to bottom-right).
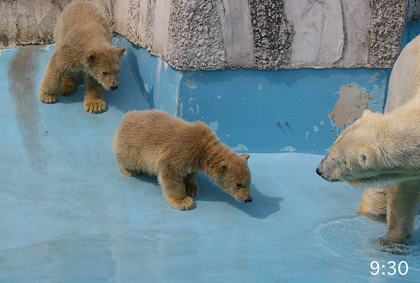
367, 77, 387, 113
328, 85, 373, 130
189, 105, 199, 114
209, 121, 219, 132
281, 146, 296, 152
313, 125, 319, 132
179, 102, 184, 118
258, 80, 263, 90
197, 71, 205, 82
232, 144, 249, 152
184, 78, 197, 89
368, 72, 380, 82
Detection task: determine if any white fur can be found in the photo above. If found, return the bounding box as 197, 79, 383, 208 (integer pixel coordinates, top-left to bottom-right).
316, 34, 420, 244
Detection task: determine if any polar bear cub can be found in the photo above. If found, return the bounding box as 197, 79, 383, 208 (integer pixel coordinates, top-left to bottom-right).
39, 1, 126, 113
112, 110, 253, 210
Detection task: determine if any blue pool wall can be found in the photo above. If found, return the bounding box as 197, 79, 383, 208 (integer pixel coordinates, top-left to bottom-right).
121, 19, 420, 155
122, 35, 388, 155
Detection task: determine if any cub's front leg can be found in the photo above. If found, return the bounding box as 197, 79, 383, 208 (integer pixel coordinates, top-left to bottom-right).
385, 181, 420, 243
158, 169, 195, 210
39, 53, 62, 103
84, 74, 106, 114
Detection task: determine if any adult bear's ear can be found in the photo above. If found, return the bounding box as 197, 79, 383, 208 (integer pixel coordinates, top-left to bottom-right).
87, 51, 97, 63
358, 148, 375, 169
117, 47, 126, 57
241, 154, 250, 162
362, 109, 373, 118
219, 161, 229, 173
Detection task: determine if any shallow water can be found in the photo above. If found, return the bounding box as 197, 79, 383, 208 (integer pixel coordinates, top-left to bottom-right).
315, 216, 420, 258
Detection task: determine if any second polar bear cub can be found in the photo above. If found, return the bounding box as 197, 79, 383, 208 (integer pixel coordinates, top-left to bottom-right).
112, 110, 253, 210
39, 1, 126, 114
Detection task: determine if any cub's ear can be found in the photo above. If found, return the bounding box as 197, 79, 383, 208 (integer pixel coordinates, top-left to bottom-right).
87, 52, 97, 63
219, 161, 229, 173
358, 148, 374, 169
241, 154, 250, 162
117, 47, 126, 57
362, 109, 373, 118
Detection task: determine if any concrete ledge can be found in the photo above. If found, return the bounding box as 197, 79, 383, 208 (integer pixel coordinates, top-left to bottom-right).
1, 0, 418, 70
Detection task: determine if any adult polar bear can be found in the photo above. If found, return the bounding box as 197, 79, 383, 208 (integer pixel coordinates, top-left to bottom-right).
316, 35, 420, 244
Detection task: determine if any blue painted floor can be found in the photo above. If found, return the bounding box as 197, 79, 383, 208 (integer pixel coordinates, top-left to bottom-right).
1, 45, 419, 282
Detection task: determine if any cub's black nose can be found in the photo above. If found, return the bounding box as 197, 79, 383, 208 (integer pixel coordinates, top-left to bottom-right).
316, 167, 322, 176
110, 86, 118, 91
244, 198, 252, 203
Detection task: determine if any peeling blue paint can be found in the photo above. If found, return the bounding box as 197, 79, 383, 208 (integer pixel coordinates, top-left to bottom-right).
232, 144, 249, 151
184, 78, 197, 89
281, 146, 296, 153
209, 121, 219, 132
348, 79, 388, 113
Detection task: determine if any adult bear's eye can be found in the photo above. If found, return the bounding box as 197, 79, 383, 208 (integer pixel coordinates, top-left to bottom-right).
102, 71, 108, 76
236, 183, 242, 188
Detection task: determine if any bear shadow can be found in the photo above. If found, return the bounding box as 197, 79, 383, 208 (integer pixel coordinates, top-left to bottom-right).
195, 173, 283, 219
133, 173, 159, 186
57, 69, 149, 114
125, 47, 155, 110
57, 71, 85, 105
127, 171, 282, 218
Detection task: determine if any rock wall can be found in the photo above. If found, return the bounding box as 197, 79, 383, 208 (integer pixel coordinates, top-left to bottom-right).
1, 0, 419, 70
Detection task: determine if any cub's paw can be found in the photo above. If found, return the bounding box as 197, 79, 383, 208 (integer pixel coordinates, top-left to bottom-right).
119, 167, 139, 177
186, 183, 200, 197
39, 92, 60, 104
84, 100, 106, 114
61, 79, 76, 95
167, 196, 195, 210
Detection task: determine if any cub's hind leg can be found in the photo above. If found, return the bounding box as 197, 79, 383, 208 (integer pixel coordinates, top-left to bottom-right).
185, 171, 200, 197
61, 72, 76, 95
115, 158, 140, 177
